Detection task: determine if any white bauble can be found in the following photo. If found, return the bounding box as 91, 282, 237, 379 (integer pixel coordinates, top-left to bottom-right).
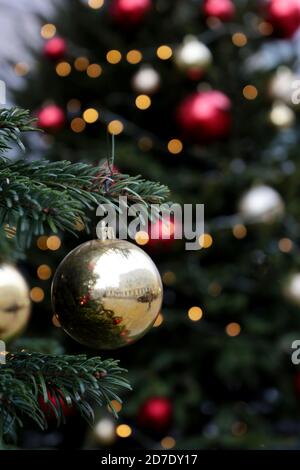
269, 101, 295, 128
174, 35, 212, 74
269, 66, 298, 107
131, 65, 160, 94
94, 418, 116, 445
284, 274, 300, 306
239, 185, 284, 223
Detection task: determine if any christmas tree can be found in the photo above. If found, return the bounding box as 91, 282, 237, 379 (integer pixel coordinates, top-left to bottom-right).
4, 0, 300, 450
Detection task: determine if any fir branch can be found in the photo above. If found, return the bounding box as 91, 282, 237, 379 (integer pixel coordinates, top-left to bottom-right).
0, 108, 36, 153
0, 159, 170, 247
0, 352, 130, 441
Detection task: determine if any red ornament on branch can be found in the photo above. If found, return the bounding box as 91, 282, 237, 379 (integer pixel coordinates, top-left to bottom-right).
203, 0, 235, 22
147, 216, 177, 246
265, 0, 300, 38
138, 397, 173, 432
43, 37, 67, 61
110, 0, 152, 25
176, 90, 232, 142
38, 390, 75, 423
37, 104, 65, 132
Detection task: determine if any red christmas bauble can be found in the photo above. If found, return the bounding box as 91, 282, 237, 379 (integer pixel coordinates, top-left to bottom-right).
138, 397, 173, 432
203, 0, 235, 22
37, 105, 65, 132
265, 0, 300, 38
43, 37, 66, 61
110, 0, 151, 25
38, 390, 75, 422
176, 90, 232, 142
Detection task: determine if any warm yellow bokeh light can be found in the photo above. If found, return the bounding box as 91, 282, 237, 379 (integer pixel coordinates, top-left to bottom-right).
56, 61, 71, 77
87, 63, 102, 78
156, 45, 173, 60
226, 322, 241, 337
106, 50, 122, 64
243, 85, 258, 100
74, 56, 89, 71
188, 306, 203, 322
108, 120, 124, 135
116, 424, 132, 438
232, 32, 247, 47
161, 436, 176, 449
83, 108, 99, 123
71, 117, 86, 133
30, 287, 45, 303
167, 139, 183, 155
37, 235, 48, 251
135, 94, 151, 110
278, 237, 293, 253
109, 399, 122, 413
258, 21, 273, 36
126, 50, 143, 64
233, 224, 247, 239
199, 233, 213, 248
138, 136, 153, 151
135, 231, 149, 245
41, 23, 56, 39
88, 0, 104, 8
67, 99, 81, 112
153, 313, 164, 327
37, 264, 52, 281
47, 235, 61, 251
14, 62, 29, 77
162, 271, 176, 285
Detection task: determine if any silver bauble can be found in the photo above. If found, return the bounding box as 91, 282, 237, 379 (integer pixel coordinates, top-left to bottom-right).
174, 35, 212, 73
131, 65, 160, 94
239, 185, 284, 223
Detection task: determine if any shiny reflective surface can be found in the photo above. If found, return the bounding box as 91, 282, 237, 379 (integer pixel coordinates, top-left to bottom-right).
0, 264, 31, 341
52, 239, 163, 349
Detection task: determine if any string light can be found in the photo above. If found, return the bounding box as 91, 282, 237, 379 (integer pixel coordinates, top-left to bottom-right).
162, 271, 176, 285
83, 108, 99, 123
74, 56, 89, 71
156, 45, 173, 60
278, 238, 293, 253
116, 424, 132, 438
37, 235, 48, 250
258, 21, 273, 36
71, 117, 86, 133
67, 99, 81, 112
88, 0, 104, 8
135, 94, 151, 110
56, 61, 71, 77
135, 231, 149, 245
41, 23, 56, 39
14, 62, 29, 76
106, 50, 122, 64
30, 287, 45, 303
108, 120, 124, 135
138, 136, 153, 151
167, 139, 183, 155
109, 399, 122, 413
37, 265, 52, 280
126, 50, 143, 64
161, 436, 176, 449
233, 224, 247, 239
47, 235, 61, 251
208, 281, 222, 297
188, 306, 203, 321
226, 322, 241, 337
87, 63, 102, 78
199, 233, 213, 248
243, 85, 258, 100
232, 32, 247, 47
153, 313, 164, 327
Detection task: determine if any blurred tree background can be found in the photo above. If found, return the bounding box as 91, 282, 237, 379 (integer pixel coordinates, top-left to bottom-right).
4, 0, 300, 449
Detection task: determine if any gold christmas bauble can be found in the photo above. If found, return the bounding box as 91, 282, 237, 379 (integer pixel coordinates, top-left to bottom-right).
0, 264, 31, 341
51, 238, 163, 349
